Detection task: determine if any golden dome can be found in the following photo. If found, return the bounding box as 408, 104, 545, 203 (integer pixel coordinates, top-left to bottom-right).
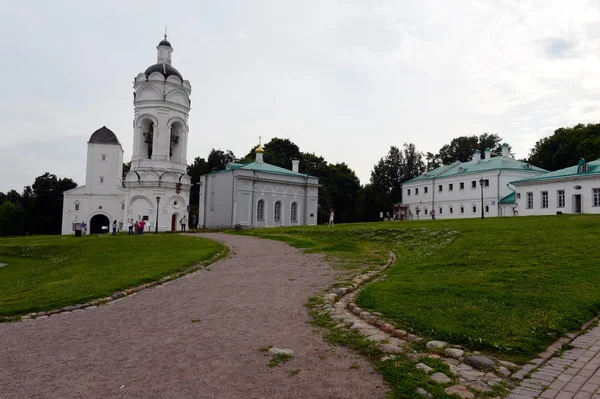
255, 144, 264, 153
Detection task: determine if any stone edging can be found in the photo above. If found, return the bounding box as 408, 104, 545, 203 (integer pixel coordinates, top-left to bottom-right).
317, 251, 600, 398
2, 246, 230, 323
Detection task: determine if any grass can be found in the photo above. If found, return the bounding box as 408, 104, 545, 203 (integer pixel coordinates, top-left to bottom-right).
268, 353, 294, 368
236, 215, 600, 363
0, 234, 226, 317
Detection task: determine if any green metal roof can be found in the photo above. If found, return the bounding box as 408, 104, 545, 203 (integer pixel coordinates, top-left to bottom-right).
220, 161, 314, 178
499, 192, 515, 204
405, 157, 547, 183
511, 159, 600, 185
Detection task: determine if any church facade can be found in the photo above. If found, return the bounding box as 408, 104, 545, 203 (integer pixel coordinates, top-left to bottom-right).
198, 146, 319, 228
62, 36, 192, 234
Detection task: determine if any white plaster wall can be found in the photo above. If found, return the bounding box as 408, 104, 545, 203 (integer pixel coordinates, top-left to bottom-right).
61, 193, 125, 234
402, 169, 545, 219
514, 176, 600, 216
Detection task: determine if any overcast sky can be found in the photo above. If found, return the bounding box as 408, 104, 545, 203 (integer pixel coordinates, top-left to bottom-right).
2, 0, 600, 193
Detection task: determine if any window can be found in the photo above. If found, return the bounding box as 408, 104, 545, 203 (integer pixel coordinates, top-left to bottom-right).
471, 181, 476, 189
101, 154, 106, 161
472, 206, 477, 213
460, 206, 464, 214
424, 186, 428, 194
438, 185, 442, 192
579, 164, 589, 173
485, 205, 489, 213
439, 208, 442, 214
99, 176, 104, 184
424, 209, 428, 215
75, 203, 80, 211
257, 200, 265, 220
274, 201, 281, 221
121, 202, 125, 211
526, 192, 533, 209
541, 191, 548, 208
291, 202, 298, 221
450, 207, 453, 214
415, 188, 419, 195
449, 183, 453, 191
459, 182, 464, 190
557, 190, 565, 208
483, 179, 490, 187
407, 189, 411, 196
594, 188, 600, 207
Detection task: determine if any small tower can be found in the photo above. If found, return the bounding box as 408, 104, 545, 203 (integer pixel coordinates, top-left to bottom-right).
124, 35, 193, 231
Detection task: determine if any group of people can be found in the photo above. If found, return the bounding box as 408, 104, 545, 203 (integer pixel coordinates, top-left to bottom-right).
126, 219, 146, 235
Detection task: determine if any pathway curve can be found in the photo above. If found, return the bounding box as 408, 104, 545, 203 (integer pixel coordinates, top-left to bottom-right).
0, 234, 387, 399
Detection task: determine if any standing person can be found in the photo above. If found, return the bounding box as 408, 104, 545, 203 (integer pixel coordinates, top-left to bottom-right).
112, 220, 117, 235
431, 209, 436, 220
138, 219, 145, 235
180, 215, 187, 232
128, 219, 134, 235
80, 221, 87, 235
328, 209, 335, 227
134, 220, 139, 234
191, 214, 197, 229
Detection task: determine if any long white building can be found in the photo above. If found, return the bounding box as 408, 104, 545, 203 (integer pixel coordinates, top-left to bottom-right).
399, 144, 547, 219
62, 35, 192, 234
510, 158, 600, 216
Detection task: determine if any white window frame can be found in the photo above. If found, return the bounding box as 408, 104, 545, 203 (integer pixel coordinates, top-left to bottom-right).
593, 188, 600, 207
541, 191, 548, 208
290, 202, 298, 221
557, 190, 565, 208
274, 201, 281, 221
257, 199, 265, 220
526, 192, 533, 209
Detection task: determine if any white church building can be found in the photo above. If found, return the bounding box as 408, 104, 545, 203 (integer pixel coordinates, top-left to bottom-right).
198, 144, 319, 228
62, 36, 192, 234
399, 144, 548, 219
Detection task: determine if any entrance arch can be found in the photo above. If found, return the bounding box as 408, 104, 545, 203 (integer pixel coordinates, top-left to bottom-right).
171, 214, 177, 232
90, 214, 110, 234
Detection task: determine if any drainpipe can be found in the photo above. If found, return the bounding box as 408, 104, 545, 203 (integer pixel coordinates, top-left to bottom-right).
251, 171, 257, 227
230, 170, 235, 228
431, 177, 435, 215
303, 175, 308, 225
496, 169, 502, 216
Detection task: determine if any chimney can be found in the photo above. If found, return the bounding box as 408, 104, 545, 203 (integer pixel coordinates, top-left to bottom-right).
472, 150, 481, 164
501, 143, 510, 158
484, 148, 491, 162
292, 159, 300, 173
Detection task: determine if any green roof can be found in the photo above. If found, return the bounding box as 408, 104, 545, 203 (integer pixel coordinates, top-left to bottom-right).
406, 156, 547, 183
223, 161, 314, 178
511, 159, 600, 185
499, 192, 515, 204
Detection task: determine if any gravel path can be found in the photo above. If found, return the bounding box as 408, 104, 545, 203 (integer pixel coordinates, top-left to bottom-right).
0, 234, 387, 399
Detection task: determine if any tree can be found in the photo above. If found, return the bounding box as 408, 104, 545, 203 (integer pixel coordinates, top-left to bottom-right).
318, 163, 361, 224
0, 200, 24, 236
30, 173, 77, 235
434, 133, 505, 165
527, 123, 600, 171
207, 149, 237, 172
186, 157, 209, 222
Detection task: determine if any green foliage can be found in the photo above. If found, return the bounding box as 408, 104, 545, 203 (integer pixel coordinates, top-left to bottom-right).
527, 123, 600, 170
434, 133, 506, 165
0, 235, 225, 316
238, 215, 600, 362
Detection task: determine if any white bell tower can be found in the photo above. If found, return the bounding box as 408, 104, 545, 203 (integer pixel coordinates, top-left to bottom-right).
124, 35, 193, 231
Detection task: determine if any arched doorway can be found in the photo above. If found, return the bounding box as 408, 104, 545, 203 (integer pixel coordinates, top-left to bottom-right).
171, 214, 177, 232
90, 214, 110, 234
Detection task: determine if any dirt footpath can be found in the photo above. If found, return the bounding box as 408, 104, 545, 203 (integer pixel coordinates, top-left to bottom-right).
0, 234, 387, 399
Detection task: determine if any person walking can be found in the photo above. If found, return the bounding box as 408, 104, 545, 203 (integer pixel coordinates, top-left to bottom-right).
128, 219, 134, 235
431, 209, 436, 220
191, 214, 197, 229
112, 220, 117, 235
328, 209, 335, 227
134, 220, 139, 234
180, 215, 188, 232
138, 219, 146, 235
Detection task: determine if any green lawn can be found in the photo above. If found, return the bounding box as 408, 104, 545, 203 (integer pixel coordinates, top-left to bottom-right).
237, 215, 600, 362
0, 234, 225, 317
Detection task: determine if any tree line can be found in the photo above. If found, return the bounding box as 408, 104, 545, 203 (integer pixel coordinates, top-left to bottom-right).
2, 122, 599, 235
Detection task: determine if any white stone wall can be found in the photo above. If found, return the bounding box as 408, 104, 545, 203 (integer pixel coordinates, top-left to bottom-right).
199, 170, 319, 228
514, 176, 600, 216
402, 169, 545, 219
